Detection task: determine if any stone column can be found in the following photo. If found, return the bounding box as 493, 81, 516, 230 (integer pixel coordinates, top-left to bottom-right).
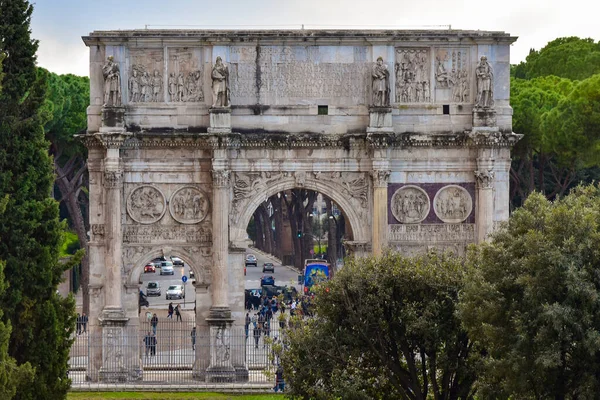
475, 157, 495, 243
205, 168, 236, 381
371, 169, 390, 256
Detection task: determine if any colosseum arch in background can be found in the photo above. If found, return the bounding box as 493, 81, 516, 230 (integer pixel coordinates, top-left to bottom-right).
81, 29, 520, 382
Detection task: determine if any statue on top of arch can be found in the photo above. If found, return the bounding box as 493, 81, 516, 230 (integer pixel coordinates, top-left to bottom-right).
211, 56, 230, 108
372, 56, 390, 107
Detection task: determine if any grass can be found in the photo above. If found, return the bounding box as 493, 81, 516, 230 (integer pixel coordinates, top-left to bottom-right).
67, 393, 284, 400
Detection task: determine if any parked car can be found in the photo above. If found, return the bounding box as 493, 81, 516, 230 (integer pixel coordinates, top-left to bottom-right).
146, 281, 161, 296
245, 254, 257, 267
171, 256, 184, 266
144, 263, 156, 273
262, 262, 275, 273
160, 265, 174, 275
166, 285, 185, 300
260, 275, 275, 286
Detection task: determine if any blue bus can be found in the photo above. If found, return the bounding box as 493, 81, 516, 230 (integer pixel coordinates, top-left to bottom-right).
303, 262, 331, 294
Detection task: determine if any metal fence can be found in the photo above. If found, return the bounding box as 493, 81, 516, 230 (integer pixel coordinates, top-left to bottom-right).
69, 316, 284, 389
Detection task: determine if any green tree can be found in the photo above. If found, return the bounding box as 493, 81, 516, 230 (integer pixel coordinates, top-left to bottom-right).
0, 1, 76, 399
283, 251, 477, 400
460, 185, 600, 398
513, 37, 600, 81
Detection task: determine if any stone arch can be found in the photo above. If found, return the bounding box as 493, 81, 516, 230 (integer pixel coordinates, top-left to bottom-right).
126, 246, 211, 287
229, 175, 371, 246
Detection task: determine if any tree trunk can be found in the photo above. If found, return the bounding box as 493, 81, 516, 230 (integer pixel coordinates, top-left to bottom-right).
254, 210, 264, 250
325, 197, 338, 271
272, 195, 284, 259
54, 156, 90, 315
283, 191, 302, 269
258, 204, 273, 255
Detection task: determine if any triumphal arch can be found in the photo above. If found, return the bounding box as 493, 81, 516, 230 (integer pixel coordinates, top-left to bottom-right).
81, 29, 519, 382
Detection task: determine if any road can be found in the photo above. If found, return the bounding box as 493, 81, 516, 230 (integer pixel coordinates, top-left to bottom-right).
244, 249, 300, 291
139, 250, 301, 311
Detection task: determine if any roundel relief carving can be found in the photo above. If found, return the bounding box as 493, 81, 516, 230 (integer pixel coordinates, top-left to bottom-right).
127, 186, 166, 224
391, 185, 430, 224
169, 187, 209, 224
433, 185, 473, 223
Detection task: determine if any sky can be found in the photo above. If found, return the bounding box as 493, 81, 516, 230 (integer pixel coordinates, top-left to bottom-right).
31, 0, 600, 77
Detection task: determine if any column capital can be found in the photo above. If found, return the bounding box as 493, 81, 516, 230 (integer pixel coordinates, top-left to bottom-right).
475, 170, 495, 189
371, 169, 390, 188
103, 169, 123, 189
212, 170, 231, 188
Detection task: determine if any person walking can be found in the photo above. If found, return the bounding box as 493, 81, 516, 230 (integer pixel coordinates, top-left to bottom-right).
144, 331, 153, 358
244, 312, 251, 339
151, 313, 158, 335
167, 302, 174, 319
253, 323, 261, 349
150, 332, 157, 356
175, 304, 182, 322
191, 326, 196, 350
273, 364, 285, 392
76, 313, 82, 335
81, 313, 88, 333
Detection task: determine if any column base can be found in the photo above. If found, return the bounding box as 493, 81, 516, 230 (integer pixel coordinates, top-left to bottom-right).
472, 107, 497, 129
367, 106, 393, 133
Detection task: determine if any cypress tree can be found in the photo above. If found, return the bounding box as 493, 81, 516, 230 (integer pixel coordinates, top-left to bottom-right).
0, 1, 76, 399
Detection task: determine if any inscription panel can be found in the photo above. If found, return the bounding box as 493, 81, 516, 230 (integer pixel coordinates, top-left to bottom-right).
229, 45, 371, 105
123, 224, 211, 244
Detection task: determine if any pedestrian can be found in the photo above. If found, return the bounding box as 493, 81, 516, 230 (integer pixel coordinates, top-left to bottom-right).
175, 304, 182, 322
253, 323, 261, 349
151, 313, 158, 335
264, 319, 271, 343
251, 313, 258, 328
244, 312, 251, 339
278, 312, 286, 329
81, 312, 88, 333
150, 332, 157, 356
258, 312, 265, 331
76, 313, 82, 335
266, 307, 273, 322
191, 326, 196, 350
273, 364, 285, 392
168, 302, 174, 319
144, 331, 153, 357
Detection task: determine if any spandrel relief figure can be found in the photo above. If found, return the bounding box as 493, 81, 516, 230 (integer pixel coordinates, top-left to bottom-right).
372, 56, 390, 107
151, 70, 162, 102
102, 56, 121, 107
211, 56, 230, 108
475, 55, 494, 108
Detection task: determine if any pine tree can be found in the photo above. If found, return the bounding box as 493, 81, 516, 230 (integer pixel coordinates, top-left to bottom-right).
0, 1, 76, 399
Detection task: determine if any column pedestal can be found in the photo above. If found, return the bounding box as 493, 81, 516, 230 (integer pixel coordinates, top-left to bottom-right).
472, 107, 497, 130
367, 106, 393, 133
100, 106, 126, 133
203, 315, 236, 382
98, 313, 142, 382
208, 107, 232, 133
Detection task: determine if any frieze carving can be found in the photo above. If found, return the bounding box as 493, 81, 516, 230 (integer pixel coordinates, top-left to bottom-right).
474, 170, 495, 189
391, 185, 430, 224
388, 224, 475, 242
129, 66, 163, 103
103, 169, 123, 189
123, 224, 212, 244
91, 224, 105, 240
212, 170, 231, 188
126, 186, 166, 224
168, 48, 204, 102
433, 185, 473, 223
395, 48, 430, 103
169, 187, 209, 224
371, 170, 390, 188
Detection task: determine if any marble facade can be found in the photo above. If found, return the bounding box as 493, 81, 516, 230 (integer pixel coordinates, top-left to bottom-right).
82, 29, 519, 381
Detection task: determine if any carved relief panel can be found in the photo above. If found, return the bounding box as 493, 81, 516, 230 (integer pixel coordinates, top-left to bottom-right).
167, 48, 204, 103
433, 48, 471, 103
127, 49, 164, 103
394, 48, 431, 103
126, 185, 166, 224
433, 185, 473, 223
169, 186, 210, 224
390, 185, 430, 224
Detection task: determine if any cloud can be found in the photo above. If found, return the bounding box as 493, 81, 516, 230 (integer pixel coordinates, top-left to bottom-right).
36, 35, 88, 77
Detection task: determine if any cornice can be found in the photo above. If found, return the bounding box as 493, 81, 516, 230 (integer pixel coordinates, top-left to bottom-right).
78, 130, 522, 150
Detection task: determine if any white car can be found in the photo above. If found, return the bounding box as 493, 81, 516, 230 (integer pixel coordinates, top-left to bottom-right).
166, 285, 185, 300
160, 265, 174, 275
171, 256, 184, 266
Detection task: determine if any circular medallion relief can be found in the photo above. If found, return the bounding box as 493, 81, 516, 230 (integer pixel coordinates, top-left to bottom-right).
433, 185, 473, 223
169, 187, 210, 224
127, 185, 166, 224
391, 185, 430, 224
